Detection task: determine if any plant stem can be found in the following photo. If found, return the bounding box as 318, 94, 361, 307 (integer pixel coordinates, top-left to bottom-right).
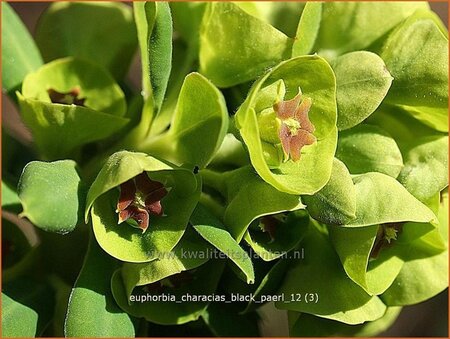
200, 168, 227, 195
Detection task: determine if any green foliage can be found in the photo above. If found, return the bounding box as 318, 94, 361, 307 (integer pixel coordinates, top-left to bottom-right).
88, 151, 201, 262
36, 2, 137, 80
244, 212, 309, 261
345, 173, 436, 227
3, 2, 448, 337
2, 3, 43, 95
235, 55, 337, 195
199, 2, 293, 87
303, 158, 356, 225
145, 72, 229, 168
65, 236, 135, 337
18, 160, 84, 234
380, 11, 449, 132
332, 51, 392, 130
336, 124, 404, 178
18, 58, 128, 159
111, 260, 225, 325
277, 225, 387, 325
2, 278, 54, 337
312, 2, 429, 59
292, 2, 322, 57
289, 307, 402, 337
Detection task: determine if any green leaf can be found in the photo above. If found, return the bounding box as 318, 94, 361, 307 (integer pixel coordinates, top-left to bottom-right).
313, 2, 429, 59
64, 236, 135, 337
381, 244, 448, 306
244, 212, 309, 261
292, 2, 322, 57
218, 166, 304, 241
329, 225, 404, 295
397, 135, 448, 202
148, 72, 229, 168
87, 151, 200, 262
2, 278, 54, 337
243, 258, 290, 313
303, 158, 356, 225
18, 160, 84, 234
380, 11, 449, 132
111, 260, 225, 325
199, 2, 293, 87
235, 55, 337, 195
276, 225, 387, 324
344, 172, 436, 227
381, 194, 448, 306
36, 2, 137, 80
290, 307, 402, 337
171, 73, 228, 168
332, 51, 392, 130
331, 191, 447, 296
148, 2, 173, 112
120, 225, 212, 297
1, 2, 43, 94
192, 206, 255, 284
134, 2, 173, 112
170, 3, 206, 48
147, 5, 206, 136
336, 124, 404, 178
18, 58, 128, 159
236, 2, 305, 37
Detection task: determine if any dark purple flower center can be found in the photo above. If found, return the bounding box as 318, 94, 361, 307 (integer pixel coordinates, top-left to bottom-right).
116, 173, 167, 233
273, 92, 316, 161
47, 87, 86, 106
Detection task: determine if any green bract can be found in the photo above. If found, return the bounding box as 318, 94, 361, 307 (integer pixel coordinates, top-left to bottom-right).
142, 72, 229, 169
2, 2, 43, 94
303, 158, 356, 225
336, 124, 404, 178
112, 260, 225, 325
277, 224, 387, 325
332, 51, 392, 130
379, 11, 449, 132
35, 2, 137, 80
235, 55, 337, 195
86, 151, 201, 262
199, 2, 293, 88
65, 237, 135, 337
17, 160, 84, 234
311, 2, 429, 59
18, 57, 128, 159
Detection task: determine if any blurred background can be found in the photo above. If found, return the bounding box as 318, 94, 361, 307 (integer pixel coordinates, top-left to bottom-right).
3, 1, 449, 337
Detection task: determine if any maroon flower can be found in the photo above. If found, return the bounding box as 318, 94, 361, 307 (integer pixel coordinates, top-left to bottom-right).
47, 87, 86, 106
116, 173, 167, 233
273, 92, 316, 161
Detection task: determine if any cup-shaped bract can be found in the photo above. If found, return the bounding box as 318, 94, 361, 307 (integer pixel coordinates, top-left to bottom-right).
235, 55, 337, 195
85, 151, 201, 263
199, 2, 293, 88
17, 57, 129, 159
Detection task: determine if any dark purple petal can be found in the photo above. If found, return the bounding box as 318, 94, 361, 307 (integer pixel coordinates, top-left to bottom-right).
135, 172, 164, 196
273, 92, 302, 120
117, 179, 136, 212
260, 216, 278, 241
279, 124, 291, 157
289, 130, 316, 161
125, 205, 150, 233
47, 87, 86, 106
295, 97, 314, 133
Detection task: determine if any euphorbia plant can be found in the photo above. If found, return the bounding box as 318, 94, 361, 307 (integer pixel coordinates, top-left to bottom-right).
2, 1, 448, 338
